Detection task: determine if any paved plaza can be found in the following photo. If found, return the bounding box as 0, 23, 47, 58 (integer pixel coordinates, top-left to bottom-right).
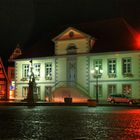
0, 106, 140, 140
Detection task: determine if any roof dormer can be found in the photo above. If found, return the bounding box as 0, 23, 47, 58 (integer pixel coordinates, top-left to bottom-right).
52, 27, 95, 55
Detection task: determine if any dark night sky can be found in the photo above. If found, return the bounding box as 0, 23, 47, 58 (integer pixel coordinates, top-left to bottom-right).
0, 0, 140, 65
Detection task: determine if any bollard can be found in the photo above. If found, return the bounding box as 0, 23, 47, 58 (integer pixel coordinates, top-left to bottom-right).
64, 98, 72, 104
87, 99, 97, 107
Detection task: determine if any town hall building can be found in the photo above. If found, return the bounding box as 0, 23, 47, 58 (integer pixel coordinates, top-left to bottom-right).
14, 18, 140, 103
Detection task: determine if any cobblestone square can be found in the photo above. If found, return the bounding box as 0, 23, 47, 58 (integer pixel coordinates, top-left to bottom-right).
0, 106, 140, 140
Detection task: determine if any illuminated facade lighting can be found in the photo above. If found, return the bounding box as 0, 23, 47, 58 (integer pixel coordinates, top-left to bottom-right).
14, 27, 140, 103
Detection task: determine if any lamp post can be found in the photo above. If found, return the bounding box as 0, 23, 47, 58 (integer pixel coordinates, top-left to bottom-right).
91, 67, 103, 104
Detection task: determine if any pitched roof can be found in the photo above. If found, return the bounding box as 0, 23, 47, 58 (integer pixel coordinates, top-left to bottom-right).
19, 17, 138, 58
0, 57, 9, 82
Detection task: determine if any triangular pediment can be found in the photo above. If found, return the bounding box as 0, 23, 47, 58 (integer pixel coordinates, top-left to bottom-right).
52, 27, 91, 41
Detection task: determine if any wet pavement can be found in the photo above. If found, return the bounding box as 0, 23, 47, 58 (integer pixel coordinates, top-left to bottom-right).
0, 106, 140, 140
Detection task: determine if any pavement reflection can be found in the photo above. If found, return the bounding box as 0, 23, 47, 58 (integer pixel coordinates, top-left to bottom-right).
0, 106, 140, 140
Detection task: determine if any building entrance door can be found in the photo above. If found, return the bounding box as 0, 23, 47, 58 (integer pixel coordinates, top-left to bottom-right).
45, 86, 52, 102
67, 56, 77, 83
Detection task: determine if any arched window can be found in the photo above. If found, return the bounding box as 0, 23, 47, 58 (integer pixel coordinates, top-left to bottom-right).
66, 43, 77, 54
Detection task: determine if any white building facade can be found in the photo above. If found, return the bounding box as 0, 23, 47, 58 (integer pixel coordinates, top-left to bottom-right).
14, 27, 140, 102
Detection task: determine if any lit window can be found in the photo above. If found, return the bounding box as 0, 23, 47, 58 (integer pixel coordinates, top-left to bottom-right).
45, 86, 52, 102
34, 63, 41, 77
94, 84, 102, 97
108, 85, 116, 96
36, 87, 41, 100
108, 59, 116, 78
122, 84, 131, 95
45, 62, 52, 80
122, 58, 132, 77
0, 84, 6, 99
93, 59, 102, 76
22, 87, 28, 98
22, 64, 29, 78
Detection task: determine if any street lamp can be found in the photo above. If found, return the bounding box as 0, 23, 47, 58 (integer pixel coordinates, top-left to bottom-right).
91, 67, 103, 103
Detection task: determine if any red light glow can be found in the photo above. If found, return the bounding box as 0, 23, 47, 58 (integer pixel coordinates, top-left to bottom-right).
50, 97, 87, 103
47, 87, 89, 103
9, 90, 15, 99
135, 34, 140, 49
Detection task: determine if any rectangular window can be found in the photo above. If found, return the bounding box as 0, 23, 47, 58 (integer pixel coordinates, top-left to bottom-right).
22, 64, 29, 78
122, 84, 131, 95
45, 62, 52, 80
93, 59, 102, 69
34, 63, 41, 77
108, 59, 116, 78
93, 59, 102, 76
122, 58, 132, 77
0, 84, 6, 99
94, 84, 102, 97
45, 86, 52, 102
22, 87, 28, 98
108, 85, 116, 96
36, 87, 41, 100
